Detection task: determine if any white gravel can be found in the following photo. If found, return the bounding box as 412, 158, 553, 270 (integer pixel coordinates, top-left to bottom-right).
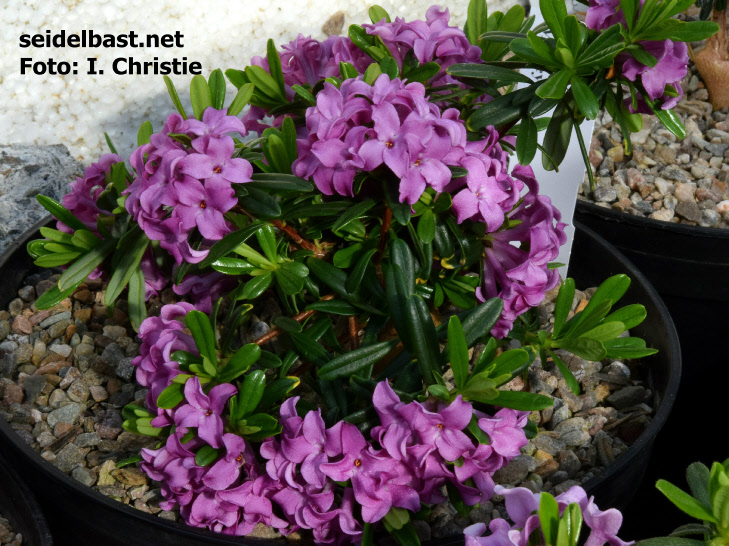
0, 0, 525, 163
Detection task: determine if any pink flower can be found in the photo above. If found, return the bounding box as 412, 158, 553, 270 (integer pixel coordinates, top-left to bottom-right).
174, 377, 237, 449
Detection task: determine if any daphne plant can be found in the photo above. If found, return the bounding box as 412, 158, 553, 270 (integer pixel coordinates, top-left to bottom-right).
22, 1, 684, 543
636, 460, 729, 545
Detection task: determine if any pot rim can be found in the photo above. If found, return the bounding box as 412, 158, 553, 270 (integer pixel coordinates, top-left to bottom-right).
576, 198, 729, 241
0, 216, 681, 545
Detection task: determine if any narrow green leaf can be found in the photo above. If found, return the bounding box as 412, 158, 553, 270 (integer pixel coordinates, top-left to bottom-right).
186, 310, 218, 366
219, 344, 261, 383
255, 225, 278, 263
305, 300, 358, 315
128, 267, 146, 332
227, 83, 255, 117
656, 480, 718, 523
246, 65, 285, 101
552, 337, 606, 361
686, 462, 712, 511
369, 5, 391, 23
164, 76, 188, 119
318, 340, 398, 381
34, 282, 82, 310
447, 63, 533, 84
405, 294, 441, 385
190, 75, 212, 120
553, 278, 575, 338
603, 304, 646, 330
536, 70, 571, 99
579, 321, 626, 343
332, 199, 377, 232
548, 350, 581, 395
466, 0, 488, 45
447, 316, 469, 390
488, 349, 530, 379
58, 238, 115, 291
198, 222, 263, 269
542, 99, 573, 171
238, 273, 273, 300
492, 390, 554, 410
235, 370, 266, 420
571, 75, 599, 119
137, 121, 153, 146
105, 232, 149, 307
347, 248, 378, 294
37, 195, 88, 232
266, 39, 286, 97
157, 382, 185, 409
208, 68, 226, 110
539, 0, 568, 41
195, 445, 219, 467
258, 377, 300, 411
540, 493, 560, 545
403, 61, 441, 83
516, 115, 538, 165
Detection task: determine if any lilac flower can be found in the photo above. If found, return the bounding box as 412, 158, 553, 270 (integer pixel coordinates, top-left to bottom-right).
180, 135, 253, 185
180, 107, 248, 138
217, 475, 290, 536
174, 377, 237, 448
59, 153, 122, 234
464, 520, 521, 546
321, 421, 420, 523
172, 271, 237, 313
584, 501, 634, 546
622, 40, 688, 111
202, 433, 255, 490
478, 408, 529, 459
585, 0, 626, 31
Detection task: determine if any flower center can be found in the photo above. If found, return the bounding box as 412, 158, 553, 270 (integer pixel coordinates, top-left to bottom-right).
213, 166, 222, 173
236, 455, 243, 462
354, 459, 362, 467
386, 141, 394, 149
200, 200, 207, 209
437, 423, 444, 430
414, 159, 420, 166
206, 409, 213, 416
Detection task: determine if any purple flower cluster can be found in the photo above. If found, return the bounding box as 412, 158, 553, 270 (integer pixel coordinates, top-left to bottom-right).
584, 3, 689, 111
464, 485, 633, 546
364, 5, 482, 88
293, 74, 468, 203
134, 320, 530, 544
58, 153, 122, 235
476, 165, 566, 338
132, 302, 198, 418
124, 108, 252, 265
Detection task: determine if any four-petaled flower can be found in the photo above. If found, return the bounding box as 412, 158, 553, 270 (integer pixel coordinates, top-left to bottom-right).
174, 377, 237, 448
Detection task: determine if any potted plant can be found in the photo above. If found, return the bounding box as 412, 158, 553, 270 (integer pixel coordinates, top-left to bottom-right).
0, 0, 690, 543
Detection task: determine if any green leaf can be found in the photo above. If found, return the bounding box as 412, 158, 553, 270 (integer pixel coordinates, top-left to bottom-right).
369, 4, 391, 23
258, 377, 300, 411
219, 344, 261, 383
647, 97, 686, 140
536, 70, 571, 100
553, 278, 575, 338
245, 65, 285, 101
105, 232, 149, 307
208, 69, 226, 110
37, 195, 88, 232
460, 373, 499, 402
242, 186, 282, 218
305, 300, 357, 316
195, 445, 219, 467
234, 370, 266, 420
72, 230, 103, 250
211, 258, 255, 275
580, 321, 626, 342
137, 120, 153, 146
405, 294, 442, 386
255, 225, 278, 263
402, 61, 441, 83
308, 257, 349, 298
686, 462, 712, 511
57, 238, 115, 291
227, 83, 255, 117
127, 266, 146, 332
540, 493, 560, 545
577, 25, 624, 69
493, 390, 554, 410
571, 76, 599, 119
603, 304, 646, 330
163, 76, 188, 119
468, 94, 522, 131
581, 274, 630, 318
238, 273, 273, 300
636, 539, 708, 546
190, 75, 212, 120
447, 63, 532, 84
390, 238, 416, 297
275, 262, 307, 295
488, 349, 530, 380
465, 0, 487, 46
516, 115, 538, 165
656, 480, 718, 523
318, 340, 398, 381
548, 350, 581, 396
198, 222, 263, 269
104, 132, 118, 154
460, 298, 504, 346
603, 337, 657, 358
248, 173, 312, 192
557, 503, 583, 546
416, 209, 437, 244
539, 0, 568, 41
157, 382, 185, 409
347, 248, 378, 294
273, 316, 303, 333
428, 384, 452, 401
332, 199, 376, 233
448, 316, 469, 390
33, 282, 79, 310
552, 337, 606, 360
266, 39, 286, 97
186, 310, 218, 367
291, 84, 316, 104
542, 99, 573, 171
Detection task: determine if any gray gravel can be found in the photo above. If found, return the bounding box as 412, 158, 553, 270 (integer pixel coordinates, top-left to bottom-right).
579, 60, 729, 228
0, 514, 21, 546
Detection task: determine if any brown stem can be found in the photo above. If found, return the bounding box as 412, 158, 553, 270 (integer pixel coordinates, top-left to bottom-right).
233, 206, 326, 258
348, 316, 360, 349
253, 294, 334, 346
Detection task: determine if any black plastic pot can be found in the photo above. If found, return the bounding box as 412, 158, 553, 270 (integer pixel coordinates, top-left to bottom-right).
0, 217, 680, 545
575, 199, 726, 538
0, 450, 54, 545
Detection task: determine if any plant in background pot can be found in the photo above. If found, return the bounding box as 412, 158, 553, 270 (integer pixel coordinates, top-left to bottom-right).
0, 0, 697, 543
